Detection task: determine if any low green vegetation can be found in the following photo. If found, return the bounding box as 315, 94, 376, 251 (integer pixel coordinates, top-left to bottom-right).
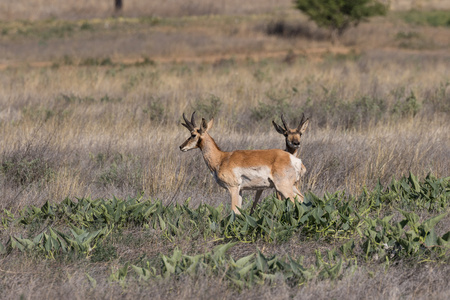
397, 10, 450, 27
1, 174, 449, 288
294, 0, 388, 40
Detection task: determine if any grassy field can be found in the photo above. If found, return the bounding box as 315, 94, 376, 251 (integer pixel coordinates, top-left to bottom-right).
1, 3, 450, 299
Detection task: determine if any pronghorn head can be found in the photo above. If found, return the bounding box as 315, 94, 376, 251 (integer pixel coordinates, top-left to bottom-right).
272, 114, 309, 150
179, 112, 214, 152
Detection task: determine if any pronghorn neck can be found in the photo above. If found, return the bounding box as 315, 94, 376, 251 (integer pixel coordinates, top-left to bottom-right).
286, 143, 300, 157
198, 133, 224, 172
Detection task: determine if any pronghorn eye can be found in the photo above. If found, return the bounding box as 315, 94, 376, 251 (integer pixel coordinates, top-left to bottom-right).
191, 135, 196, 139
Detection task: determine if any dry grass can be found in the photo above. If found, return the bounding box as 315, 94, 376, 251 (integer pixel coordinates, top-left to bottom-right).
0, 50, 449, 213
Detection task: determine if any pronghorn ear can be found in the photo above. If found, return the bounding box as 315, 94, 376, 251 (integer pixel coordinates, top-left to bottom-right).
272, 120, 286, 135
200, 118, 214, 133
200, 118, 207, 133
299, 118, 309, 134
206, 118, 214, 131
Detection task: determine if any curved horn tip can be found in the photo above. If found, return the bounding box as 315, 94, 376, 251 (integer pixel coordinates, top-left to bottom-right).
182, 113, 194, 130
182, 112, 188, 121
299, 113, 305, 124
281, 114, 288, 129
191, 111, 197, 127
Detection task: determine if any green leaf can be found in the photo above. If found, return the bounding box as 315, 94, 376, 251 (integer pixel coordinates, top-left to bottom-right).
238, 262, 256, 277
424, 228, 438, 247
14, 236, 35, 250
288, 256, 311, 279
255, 250, 269, 273
398, 209, 419, 226
408, 172, 420, 193
158, 215, 166, 231
245, 214, 257, 228
420, 213, 447, 234
10, 237, 25, 251
185, 254, 203, 275
162, 255, 175, 277
230, 277, 245, 289
235, 253, 255, 268
212, 242, 236, 261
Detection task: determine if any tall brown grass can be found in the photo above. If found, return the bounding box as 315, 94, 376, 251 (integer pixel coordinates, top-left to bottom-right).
0, 52, 448, 213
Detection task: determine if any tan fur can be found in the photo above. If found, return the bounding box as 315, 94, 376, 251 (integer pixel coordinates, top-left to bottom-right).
180, 113, 303, 214
249, 114, 309, 212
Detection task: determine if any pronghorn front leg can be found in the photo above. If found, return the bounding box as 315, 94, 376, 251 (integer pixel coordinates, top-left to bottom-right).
229, 186, 242, 214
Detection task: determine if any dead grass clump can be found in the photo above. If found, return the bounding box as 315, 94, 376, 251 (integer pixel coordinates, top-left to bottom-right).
0, 135, 63, 188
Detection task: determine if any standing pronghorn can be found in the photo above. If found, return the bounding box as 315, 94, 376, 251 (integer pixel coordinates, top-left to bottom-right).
179, 112, 304, 214
250, 114, 309, 212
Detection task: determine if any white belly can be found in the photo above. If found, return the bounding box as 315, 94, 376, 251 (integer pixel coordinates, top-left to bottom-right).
233, 166, 273, 190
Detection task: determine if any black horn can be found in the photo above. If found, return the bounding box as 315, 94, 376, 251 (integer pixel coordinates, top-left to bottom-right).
281, 114, 289, 130
297, 113, 305, 130
190, 111, 197, 127
182, 112, 194, 131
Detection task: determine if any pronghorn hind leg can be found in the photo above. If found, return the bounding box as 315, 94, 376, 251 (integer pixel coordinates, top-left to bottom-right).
273, 182, 296, 202
250, 190, 263, 214
276, 191, 282, 201
293, 186, 304, 203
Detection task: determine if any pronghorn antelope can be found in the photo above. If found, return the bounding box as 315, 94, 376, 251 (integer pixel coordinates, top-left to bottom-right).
179, 112, 304, 214
250, 114, 309, 212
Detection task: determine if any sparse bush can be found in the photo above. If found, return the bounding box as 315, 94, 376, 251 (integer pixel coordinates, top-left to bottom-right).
100, 94, 122, 103
392, 91, 421, 117
192, 94, 223, 118
251, 90, 300, 121
143, 97, 165, 122
134, 57, 156, 67
398, 10, 450, 27
1, 158, 54, 186
0, 142, 59, 187
95, 153, 143, 191
266, 20, 327, 40
21, 107, 56, 122
81, 57, 114, 66
294, 0, 388, 42
335, 96, 386, 128
80, 22, 94, 31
